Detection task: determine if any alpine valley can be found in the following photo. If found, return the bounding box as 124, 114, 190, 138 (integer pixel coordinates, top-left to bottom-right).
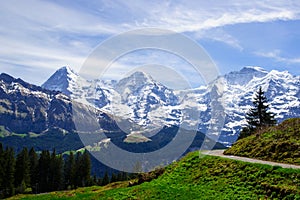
0, 66, 299, 158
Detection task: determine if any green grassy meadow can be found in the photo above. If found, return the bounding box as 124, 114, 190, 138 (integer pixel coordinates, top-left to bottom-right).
224, 118, 300, 165
9, 151, 300, 200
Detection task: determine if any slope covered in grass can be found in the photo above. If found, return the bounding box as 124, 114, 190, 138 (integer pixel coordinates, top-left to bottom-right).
224, 118, 300, 165
9, 151, 300, 200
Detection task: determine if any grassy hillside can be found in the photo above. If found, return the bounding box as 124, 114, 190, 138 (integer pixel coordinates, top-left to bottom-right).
224, 118, 300, 165
9, 151, 300, 200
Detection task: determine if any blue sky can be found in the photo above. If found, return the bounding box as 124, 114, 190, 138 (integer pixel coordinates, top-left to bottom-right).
0, 0, 300, 88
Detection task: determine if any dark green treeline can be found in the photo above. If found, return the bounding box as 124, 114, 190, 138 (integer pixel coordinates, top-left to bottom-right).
0, 143, 129, 198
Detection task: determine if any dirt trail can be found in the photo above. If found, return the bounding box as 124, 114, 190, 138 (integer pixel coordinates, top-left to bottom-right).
202, 150, 300, 169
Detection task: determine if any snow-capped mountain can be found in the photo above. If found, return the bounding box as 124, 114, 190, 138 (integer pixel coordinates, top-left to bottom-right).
43, 69, 182, 135
42, 66, 300, 145
112, 71, 180, 127
42, 66, 114, 109
210, 66, 300, 144
41, 66, 80, 96
0, 72, 96, 133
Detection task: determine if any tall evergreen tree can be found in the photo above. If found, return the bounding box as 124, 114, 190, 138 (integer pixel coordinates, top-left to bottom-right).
29, 148, 38, 193
239, 87, 276, 139
80, 150, 91, 187
2, 147, 15, 197
64, 151, 76, 189
49, 149, 64, 191
74, 151, 82, 188
14, 147, 30, 192
110, 173, 117, 183
101, 171, 110, 186
38, 150, 51, 192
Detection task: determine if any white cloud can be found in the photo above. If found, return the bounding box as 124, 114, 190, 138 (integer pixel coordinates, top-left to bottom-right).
255, 49, 300, 64
1, 0, 300, 84
193, 28, 243, 50
132, 1, 300, 32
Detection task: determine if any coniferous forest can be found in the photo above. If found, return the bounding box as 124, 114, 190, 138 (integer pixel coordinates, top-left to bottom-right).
0, 143, 129, 198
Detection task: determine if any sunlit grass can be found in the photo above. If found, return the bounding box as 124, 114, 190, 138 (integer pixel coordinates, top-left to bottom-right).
8, 151, 300, 200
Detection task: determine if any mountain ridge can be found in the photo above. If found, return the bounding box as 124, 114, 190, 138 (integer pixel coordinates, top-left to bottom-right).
40, 66, 300, 145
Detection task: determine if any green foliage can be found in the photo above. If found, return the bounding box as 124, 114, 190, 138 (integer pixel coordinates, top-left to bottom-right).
239, 87, 276, 139
64, 151, 76, 189
0, 143, 95, 198
28, 148, 38, 193
101, 171, 110, 186
8, 152, 300, 200
225, 118, 300, 165
1, 147, 15, 198
49, 150, 64, 191
15, 148, 30, 189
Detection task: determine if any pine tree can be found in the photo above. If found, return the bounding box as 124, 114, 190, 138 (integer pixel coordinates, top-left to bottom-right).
2, 147, 15, 197
110, 173, 117, 183
101, 171, 110, 186
74, 151, 82, 188
38, 150, 51, 192
92, 175, 97, 186
29, 148, 38, 193
49, 150, 64, 191
14, 147, 30, 192
239, 87, 276, 139
81, 150, 91, 187
64, 151, 76, 189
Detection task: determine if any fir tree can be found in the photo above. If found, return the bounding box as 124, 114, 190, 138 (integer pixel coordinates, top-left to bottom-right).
110, 173, 117, 183
29, 148, 38, 193
81, 150, 91, 187
64, 151, 76, 189
49, 150, 64, 191
101, 171, 110, 186
2, 147, 15, 197
239, 87, 276, 139
14, 147, 30, 192
74, 151, 82, 188
38, 150, 51, 192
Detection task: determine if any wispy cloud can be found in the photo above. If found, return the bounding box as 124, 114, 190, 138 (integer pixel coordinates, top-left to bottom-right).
128, 1, 300, 31
0, 0, 300, 84
255, 49, 300, 64
193, 28, 243, 50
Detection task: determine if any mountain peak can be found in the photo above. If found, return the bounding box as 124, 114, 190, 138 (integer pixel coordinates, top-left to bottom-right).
224, 66, 268, 85
57, 66, 77, 75
0, 73, 15, 83
42, 66, 79, 95
116, 71, 154, 93
128, 71, 152, 81
241, 66, 268, 73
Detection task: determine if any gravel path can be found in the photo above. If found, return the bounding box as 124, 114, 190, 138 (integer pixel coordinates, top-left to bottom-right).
202, 150, 300, 169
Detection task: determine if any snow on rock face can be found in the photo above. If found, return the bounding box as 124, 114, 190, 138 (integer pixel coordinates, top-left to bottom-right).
42, 66, 80, 95
210, 67, 300, 144
42, 66, 300, 145
174, 66, 300, 145
42, 66, 112, 109
111, 71, 180, 132
224, 66, 268, 86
